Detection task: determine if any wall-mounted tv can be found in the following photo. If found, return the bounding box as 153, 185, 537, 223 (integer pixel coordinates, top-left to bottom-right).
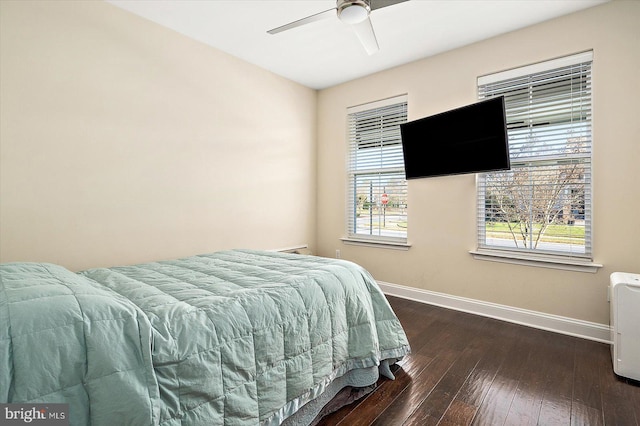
400, 96, 510, 179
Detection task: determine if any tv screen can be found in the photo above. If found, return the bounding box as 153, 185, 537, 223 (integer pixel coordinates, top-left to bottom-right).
400, 97, 510, 179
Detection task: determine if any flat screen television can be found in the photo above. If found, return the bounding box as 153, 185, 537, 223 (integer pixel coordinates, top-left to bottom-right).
400, 96, 510, 179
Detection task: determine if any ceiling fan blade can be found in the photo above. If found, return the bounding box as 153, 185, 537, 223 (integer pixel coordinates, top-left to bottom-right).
370, 0, 410, 11
267, 8, 336, 35
352, 17, 379, 55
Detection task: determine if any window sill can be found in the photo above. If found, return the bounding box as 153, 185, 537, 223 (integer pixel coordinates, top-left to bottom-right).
469, 249, 602, 273
341, 238, 411, 251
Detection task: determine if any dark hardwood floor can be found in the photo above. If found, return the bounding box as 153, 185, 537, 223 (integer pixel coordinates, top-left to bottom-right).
318, 296, 640, 426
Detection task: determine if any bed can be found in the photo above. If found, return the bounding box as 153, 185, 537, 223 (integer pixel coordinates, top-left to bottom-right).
0, 249, 410, 425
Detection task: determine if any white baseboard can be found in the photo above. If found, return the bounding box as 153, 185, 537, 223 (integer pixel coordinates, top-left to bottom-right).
378, 281, 612, 344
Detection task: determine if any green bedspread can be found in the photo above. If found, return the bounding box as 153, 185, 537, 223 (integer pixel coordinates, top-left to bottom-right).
1, 250, 410, 425
0, 262, 160, 425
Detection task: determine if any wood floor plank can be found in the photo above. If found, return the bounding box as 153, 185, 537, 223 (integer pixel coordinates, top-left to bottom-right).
471, 327, 532, 425
571, 401, 604, 426
403, 365, 477, 425
601, 394, 638, 426
333, 353, 435, 426
316, 296, 640, 426
503, 336, 554, 425
405, 324, 492, 425
455, 338, 510, 406
537, 396, 572, 425
537, 334, 575, 419
437, 399, 477, 426
541, 336, 576, 400
448, 363, 501, 421
370, 349, 460, 425
596, 344, 639, 426
634, 382, 640, 426
573, 338, 604, 412
446, 319, 520, 425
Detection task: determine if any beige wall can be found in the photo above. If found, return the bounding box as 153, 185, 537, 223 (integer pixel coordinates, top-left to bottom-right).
317, 1, 640, 325
1, 1, 638, 326
0, 1, 317, 271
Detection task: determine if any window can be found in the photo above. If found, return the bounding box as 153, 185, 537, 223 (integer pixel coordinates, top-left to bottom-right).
346, 95, 408, 245
477, 52, 593, 261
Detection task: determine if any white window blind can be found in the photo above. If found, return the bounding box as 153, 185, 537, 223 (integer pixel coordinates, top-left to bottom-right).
347, 95, 408, 243
477, 52, 593, 259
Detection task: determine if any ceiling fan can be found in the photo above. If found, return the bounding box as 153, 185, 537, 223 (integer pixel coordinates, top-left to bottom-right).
267, 0, 410, 55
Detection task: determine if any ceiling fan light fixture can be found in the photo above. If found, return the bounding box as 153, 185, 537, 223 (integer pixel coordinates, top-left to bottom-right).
337, 0, 370, 25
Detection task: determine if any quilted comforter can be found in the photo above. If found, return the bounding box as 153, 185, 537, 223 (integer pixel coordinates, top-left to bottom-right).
1, 250, 410, 425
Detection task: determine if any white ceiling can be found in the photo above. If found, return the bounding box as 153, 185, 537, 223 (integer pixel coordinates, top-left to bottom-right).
106, 0, 607, 90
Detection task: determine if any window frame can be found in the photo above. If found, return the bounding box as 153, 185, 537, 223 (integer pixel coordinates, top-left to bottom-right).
345, 94, 409, 248
472, 52, 601, 272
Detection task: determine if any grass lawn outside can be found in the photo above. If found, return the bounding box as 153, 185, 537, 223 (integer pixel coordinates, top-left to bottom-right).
486, 221, 585, 245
